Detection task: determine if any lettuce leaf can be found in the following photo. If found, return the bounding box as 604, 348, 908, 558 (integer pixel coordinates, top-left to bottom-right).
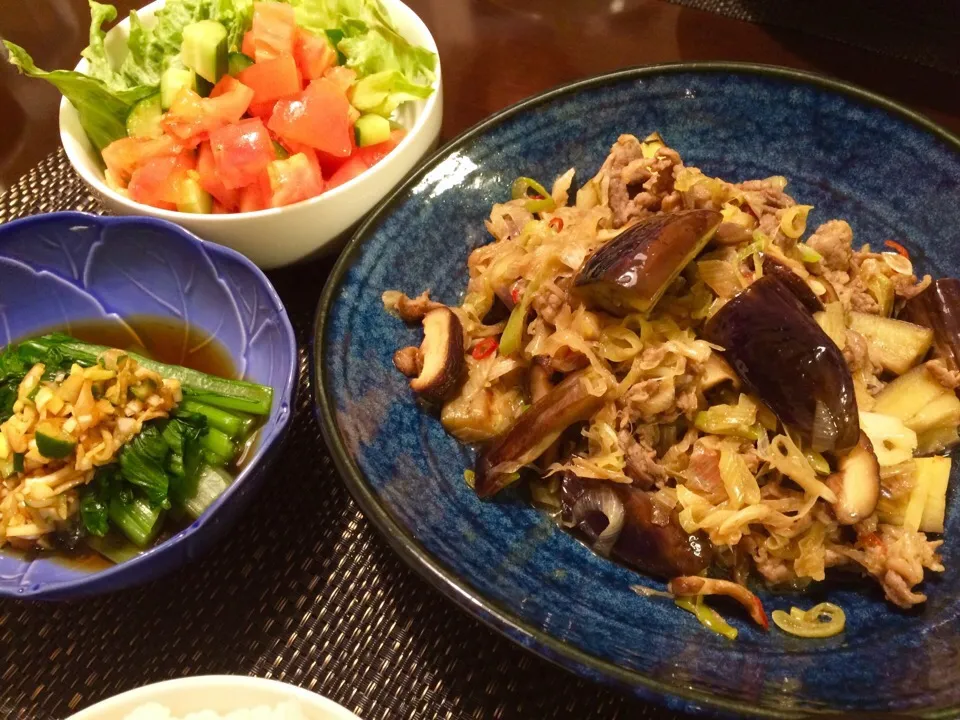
3, 41, 153, 150
118, 0, 254, 87
289, 0, 436, 87
3, 0, 254, 151
351, 69, 432, 117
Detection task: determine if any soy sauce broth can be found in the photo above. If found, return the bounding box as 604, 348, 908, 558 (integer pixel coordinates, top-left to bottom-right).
7, 316, 259, 571
68, 315, 236, 378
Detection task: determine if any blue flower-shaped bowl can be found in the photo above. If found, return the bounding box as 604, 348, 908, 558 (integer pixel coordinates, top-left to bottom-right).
315, 64, 960, 716
0, 213, 296, 600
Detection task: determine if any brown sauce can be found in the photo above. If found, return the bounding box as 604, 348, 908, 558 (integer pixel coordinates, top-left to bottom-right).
67, 315, 237, 378
5, 316, 253, 572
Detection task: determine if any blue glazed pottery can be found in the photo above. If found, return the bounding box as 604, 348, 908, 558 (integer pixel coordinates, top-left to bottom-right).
0, 213, 297, 600
315, 64, 960, 716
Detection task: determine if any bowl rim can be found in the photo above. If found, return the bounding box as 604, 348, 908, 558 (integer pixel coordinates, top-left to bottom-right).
0, 211, 298, 599
313, 62, 960, 718
58, 0, 443, 221
65, 674, 360, 719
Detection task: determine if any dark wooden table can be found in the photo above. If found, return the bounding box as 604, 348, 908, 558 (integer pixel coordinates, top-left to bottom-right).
1, 0, 958, 191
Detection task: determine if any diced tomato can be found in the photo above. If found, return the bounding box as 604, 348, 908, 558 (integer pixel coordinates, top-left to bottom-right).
212, 201, 230, 214
163, 82, 254, 143
208, 78, 255, 118
101, 135, 183, 184
277, 138, 325, 175
323, 65, 356, 94
268, 78, 353, 157
261, 152, 324, 208
209, 117, 275, 190
127, 151, 195, 210
284, 136, 347, 177
197, 140, 241, 210
241, 31, 256, 59
326, 155, 368, 190
247, 2, 296, 63
356, 129, 407, 167
295, 29, 337, 81
239, 182, 267, 212
238, 53, 302, 108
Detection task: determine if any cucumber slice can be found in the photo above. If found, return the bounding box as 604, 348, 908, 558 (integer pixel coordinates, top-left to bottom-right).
196, 76, 214, 98
181, 20, 228, 84
12, 453, 24, 474
272, 140, 289, 160
228, 52, 254, 76
126, 93, 164, 139
160, 67, 197, 110
355, 113, 391, 147
35, 422, 77, 459
176, 176, 214, 214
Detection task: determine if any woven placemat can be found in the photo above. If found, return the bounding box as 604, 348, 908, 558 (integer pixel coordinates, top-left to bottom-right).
0, 151, 687, 720
666, 0, 960, 76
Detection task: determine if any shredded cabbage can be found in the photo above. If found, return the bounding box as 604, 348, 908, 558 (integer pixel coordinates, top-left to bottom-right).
765, 435, 837, 503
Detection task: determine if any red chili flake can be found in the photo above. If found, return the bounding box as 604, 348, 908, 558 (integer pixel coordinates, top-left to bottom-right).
510, 286, 522, 304
530, 193, 544, 200
549, 217, 564, 232
885, 240, 910, 259
861, 532, 885, 552
471, 337, 498, 360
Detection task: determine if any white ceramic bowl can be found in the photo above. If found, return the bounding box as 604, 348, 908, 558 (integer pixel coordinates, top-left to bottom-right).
60, 0, 442, 269
67, 676, 360, 720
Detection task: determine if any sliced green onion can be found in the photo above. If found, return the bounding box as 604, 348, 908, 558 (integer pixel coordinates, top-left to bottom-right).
676, 595, 738, 640
803, 449, 831, 475
798, 243, 823, 263
511, 176, 556, 214
500, 265, 555, 356
772, 602, 845, 638
463, 469, 476, 489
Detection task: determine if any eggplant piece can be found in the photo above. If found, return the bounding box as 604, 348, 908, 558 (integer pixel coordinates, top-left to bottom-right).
760, 254, 823, 313
826, 432, 880, 525
475, 370, 605, 498
901, 278, 960, 373
560, 473, 712, 578
703, 274, 859, 453
408, 308, 465, 402
575, 209, 722, 315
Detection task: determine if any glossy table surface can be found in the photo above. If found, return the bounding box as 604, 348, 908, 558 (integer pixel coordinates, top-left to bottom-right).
1, 0, 958, 192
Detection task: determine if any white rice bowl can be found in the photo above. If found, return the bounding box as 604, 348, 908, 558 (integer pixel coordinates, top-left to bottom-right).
125, 701, 308, 720
66, 676, 359, 720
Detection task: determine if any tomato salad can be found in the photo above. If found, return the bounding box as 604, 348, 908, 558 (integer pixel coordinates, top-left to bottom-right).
5, 0, 437, 214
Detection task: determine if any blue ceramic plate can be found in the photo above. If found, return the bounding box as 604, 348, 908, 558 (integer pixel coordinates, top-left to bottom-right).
0, 213, 297, 599
315, 64, 960, 717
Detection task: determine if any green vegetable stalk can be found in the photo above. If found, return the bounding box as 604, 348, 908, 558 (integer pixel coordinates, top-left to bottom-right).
0, 333, 268, 550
